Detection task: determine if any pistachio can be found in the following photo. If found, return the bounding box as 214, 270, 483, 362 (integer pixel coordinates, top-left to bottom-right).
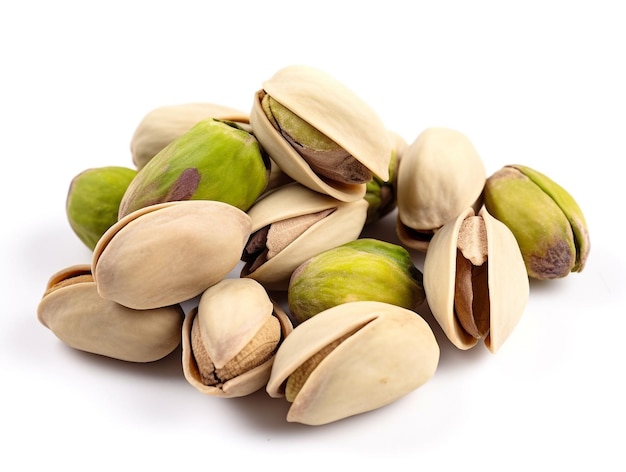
484, 164, 590, 279
130, 102, 249, 169
119, 118, 270, 219
396, 127, 486, 251
288, 238, 425, 324
266, 301, 440, 425
37, 265, 184, 362
249, 64, 392, 202
423, 207, 529, 353
93, 200, 251, 310
240, 182, 369, 291
66, 166, 138, 250
182, 278, 293, 398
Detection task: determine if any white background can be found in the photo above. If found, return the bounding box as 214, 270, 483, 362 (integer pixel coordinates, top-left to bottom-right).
2, 1, 624, 470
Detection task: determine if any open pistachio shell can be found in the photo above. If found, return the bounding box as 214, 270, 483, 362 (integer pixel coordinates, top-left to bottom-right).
182, 278, 293, 398
423, 207, 529, 353
93, 200, 251, 310
130, 102, 249, 169
37, 265, 184, 362
396, 127, 486, 251
241, 182, 368, 291
266, 300, 439, 425
249, 65, 392, 202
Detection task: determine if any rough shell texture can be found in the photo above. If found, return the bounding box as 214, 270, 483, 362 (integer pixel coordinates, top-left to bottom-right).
423, 207, 529, 353
182, 278, 293, 398
93, 200, 251, 310
37, 265, 184, 362
249, 65, 391, 202
266, 300, 440, 425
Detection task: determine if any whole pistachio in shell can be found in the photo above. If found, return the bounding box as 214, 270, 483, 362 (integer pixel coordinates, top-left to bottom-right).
249, 64, 392, 202
288, 238, 425, 324
37, 265, 184, 362
240, 182, 369, 291
130, 102, 249, 169
119, 118, 270, 219
93, 200, 252, 310
396, 127, 486, 251
484, 164, 590, 279
66, 166, 138, 250
266, 301, 440, 425
182, 278, 293, 398
423, 207, 529, 353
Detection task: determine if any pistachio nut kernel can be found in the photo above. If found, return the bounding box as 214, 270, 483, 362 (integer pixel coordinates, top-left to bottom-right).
396, 127, 486, 252
241, 182, 368, 291
130, 102, 249, 169
249, 64, 392, 202
119, 118, 270, 219
93, 200, 252, 310
484, 164, 590, 279
37, 264, 184, 362
66, 166, 138, 250
182, 278, 293, 398
423, 207, 529, 353
288, 238, 425, 324
266, 301, 440, 426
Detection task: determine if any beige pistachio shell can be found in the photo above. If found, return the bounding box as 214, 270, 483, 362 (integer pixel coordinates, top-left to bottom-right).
37, 264, 184, 362
249, 65, 391, 202
266, 300, 439, 425
130, 102, 249, 169
397, 127, 486, 251
92, 200, 251, 310
182, 278, 293, 398
241, 182, 368, 290
423, 207, 529, 353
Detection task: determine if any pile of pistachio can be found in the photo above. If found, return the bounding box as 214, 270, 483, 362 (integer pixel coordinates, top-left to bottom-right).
37, 65, 590, 426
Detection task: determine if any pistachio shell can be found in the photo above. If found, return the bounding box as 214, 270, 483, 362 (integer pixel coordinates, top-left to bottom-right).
182, 278, 293, 398
93, 200, 251, 310
423, 207, 529, 353
37, 264, 184, 362
396, 127, 486, 251
130, 102, 249, 169
266, 301, 439, 425
241, 182, 368, 290
249, 65, 392, 202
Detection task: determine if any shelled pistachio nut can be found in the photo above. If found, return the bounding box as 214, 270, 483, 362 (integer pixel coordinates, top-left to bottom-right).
249, 64, 392, 202
484, 164, 590, 279
397, 127, 486, 251
182, 278, 293, 398
66, 166, 138, 250
266, 301, 439, 425
130, 103, 249, 169
288, 238, 425, 324
37, 265, 184, 362
364, 131, 407, 224
423, 207, 529, 353
119, 118, 270, 219
241, 182, 368, 291
93, 200, 251, 310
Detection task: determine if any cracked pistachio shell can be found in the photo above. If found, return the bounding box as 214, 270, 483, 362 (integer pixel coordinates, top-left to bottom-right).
93, 200, 252, 310
240, 182, 368, 291
423, 207, 529, 353
266, 301, 440, 425
182, 278, 293, 398
484, 164, 590, 279
288, 238, 425, 324
37, 265, 184, 362
119, 118, 270, 219
249, 64, 392, 202
397, 127, 486, 251
130, 103, 249, 169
